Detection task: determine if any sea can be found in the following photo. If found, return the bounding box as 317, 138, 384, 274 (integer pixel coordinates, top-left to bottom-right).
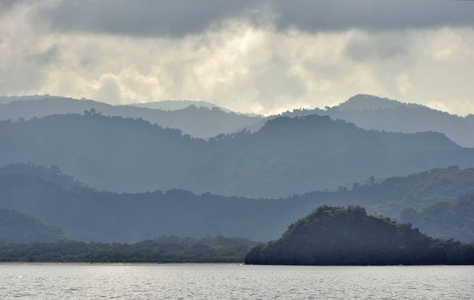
0, 263, 472, 299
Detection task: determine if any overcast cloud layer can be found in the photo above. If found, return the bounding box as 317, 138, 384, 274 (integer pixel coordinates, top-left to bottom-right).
1, 0, 474, 115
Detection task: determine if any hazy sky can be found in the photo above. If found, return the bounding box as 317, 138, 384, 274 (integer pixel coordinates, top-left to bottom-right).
1, 0, 473, 115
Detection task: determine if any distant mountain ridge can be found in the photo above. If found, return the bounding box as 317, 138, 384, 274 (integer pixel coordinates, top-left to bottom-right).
131, 99, 232, 112
280, 94, 474, 147
336, 94, 413, 110
1, 164, 473, 243
1, 112, 474, 199
3, 94, 473, 147
0, 95, 262, 138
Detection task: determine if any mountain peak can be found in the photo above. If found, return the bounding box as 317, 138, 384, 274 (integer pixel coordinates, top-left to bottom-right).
336, 94, 404, 111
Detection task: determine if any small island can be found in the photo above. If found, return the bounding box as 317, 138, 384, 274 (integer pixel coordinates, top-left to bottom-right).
245, 206, 474, 265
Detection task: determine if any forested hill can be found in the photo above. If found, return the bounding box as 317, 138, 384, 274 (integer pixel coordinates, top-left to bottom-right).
1, 112, 473, 197
295, 165, 474, 217
281, 94, 474, 147
244, 206, 474, 265
0, 163, 76, 190
0, 96, 262, 138
400, 194, 474, 242
0, 207, 67, 243
1, 164, 473, 243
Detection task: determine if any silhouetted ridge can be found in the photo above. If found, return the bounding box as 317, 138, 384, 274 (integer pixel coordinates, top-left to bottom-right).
132, 99, 232, 112
1, 112, 473, 197
0, 163, 76, 190
0, 95, 262, 138
281, 94, 474, 147
338, 94, 405, 110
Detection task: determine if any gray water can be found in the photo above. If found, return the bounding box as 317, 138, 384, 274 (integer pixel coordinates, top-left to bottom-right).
0, 263, 472, 299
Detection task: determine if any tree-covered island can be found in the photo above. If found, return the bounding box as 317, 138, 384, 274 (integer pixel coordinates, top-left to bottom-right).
1, 205, 474, 264
245, 206, 474, 265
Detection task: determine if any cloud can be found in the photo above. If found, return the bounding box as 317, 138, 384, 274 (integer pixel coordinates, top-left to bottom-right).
0, 2, 61, 94
38, 0, 260, 38
345, 31, 409, 62
1, 0, 474, 116
271, 0, 474, 33
0, 0, 22, 17
36, 0, 474, 38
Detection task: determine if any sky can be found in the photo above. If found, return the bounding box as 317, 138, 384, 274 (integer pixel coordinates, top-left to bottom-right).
1, 0, 474, 116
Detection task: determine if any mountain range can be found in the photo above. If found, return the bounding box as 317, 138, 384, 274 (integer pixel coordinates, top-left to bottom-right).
282, 94, 474, 147
1, 94, 474, 245
0, 96, 262, 139
0, 163, 472, 243
1, 111, 473, 197
2, 94, 474, 148
131, 99, 231, 112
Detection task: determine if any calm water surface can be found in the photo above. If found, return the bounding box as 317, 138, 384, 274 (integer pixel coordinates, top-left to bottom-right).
0, 263, 472, 299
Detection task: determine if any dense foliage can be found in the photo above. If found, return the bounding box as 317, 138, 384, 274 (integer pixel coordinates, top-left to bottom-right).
0, 207, 67, 243
400, 194, 474, 242
1, 111, 473, 198
0, 164, 472, 243
297, 165, 474, 216
245, 206, 474, 265
0, 236, 256, 263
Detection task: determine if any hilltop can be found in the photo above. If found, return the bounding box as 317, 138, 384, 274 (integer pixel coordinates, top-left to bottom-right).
282, 94, 474, 147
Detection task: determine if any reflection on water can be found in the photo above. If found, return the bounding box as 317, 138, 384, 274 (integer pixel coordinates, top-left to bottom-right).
1, 263, 473, 299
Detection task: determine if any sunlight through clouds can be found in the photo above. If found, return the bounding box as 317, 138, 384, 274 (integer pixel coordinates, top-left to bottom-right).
1, 0, 473, 115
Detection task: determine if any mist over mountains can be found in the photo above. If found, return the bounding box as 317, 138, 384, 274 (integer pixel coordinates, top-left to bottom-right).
132, 100, 231, 112
0, 207, 67, 243
1, 109, 473, 197
2, 94, 473, 148
0, 164, 472, 243
282, 94, 474, 148
1, 94, 474, 245
0, 96, 262, 139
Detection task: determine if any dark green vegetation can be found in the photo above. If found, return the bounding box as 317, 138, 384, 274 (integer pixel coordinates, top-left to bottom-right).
400, 194, 474, 242
245, 206, 474, 265
304, 165, 474, 216
0, 207, 67, 243
1, 164, 472, 243
283, 94, 474, 148
0, 236, 256, 263
0, 95, 261, 139
1, 110, 473, 197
